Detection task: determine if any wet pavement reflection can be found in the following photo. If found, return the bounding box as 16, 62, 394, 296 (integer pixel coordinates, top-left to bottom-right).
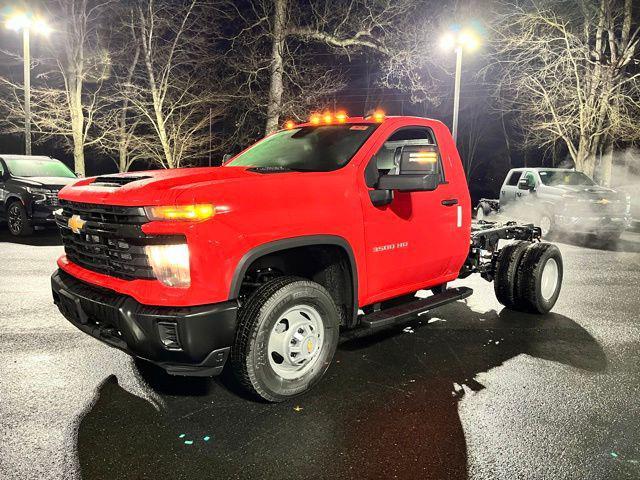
75, 305, 606, 480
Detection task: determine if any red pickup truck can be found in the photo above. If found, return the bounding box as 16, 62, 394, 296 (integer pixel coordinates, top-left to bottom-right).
51, 114, 563, 401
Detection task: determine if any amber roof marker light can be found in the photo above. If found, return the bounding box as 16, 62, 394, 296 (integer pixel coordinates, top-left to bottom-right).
371, 110, 386, 122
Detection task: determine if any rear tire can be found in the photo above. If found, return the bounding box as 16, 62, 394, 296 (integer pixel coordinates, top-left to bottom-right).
7, 201, 33, 236
494, 241, 531, 309
231, 276, 339, 402
515, 243, 563, 314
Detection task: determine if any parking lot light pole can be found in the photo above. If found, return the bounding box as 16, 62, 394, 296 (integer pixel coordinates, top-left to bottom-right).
5, 12, 51, 156
440, 28, 480, 144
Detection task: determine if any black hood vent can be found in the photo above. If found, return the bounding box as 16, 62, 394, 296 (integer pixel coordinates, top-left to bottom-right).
91, 175, 152, 187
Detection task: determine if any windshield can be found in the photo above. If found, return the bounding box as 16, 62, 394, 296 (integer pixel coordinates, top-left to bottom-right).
538, 170, 595, 186
227, 125, 377, 172
4, 157, 76, 178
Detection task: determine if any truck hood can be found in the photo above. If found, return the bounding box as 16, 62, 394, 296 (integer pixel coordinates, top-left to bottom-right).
58, 166, 298, 206
12, 176, 78, 189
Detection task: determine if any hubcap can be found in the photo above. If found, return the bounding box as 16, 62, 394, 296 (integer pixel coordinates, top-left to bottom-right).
8, 204, 22, 234
540, 258, 559, 301
267, 305, 324, 380
540, 216, 552, 236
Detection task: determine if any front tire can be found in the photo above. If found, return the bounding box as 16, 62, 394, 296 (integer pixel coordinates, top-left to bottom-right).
231, 276, 339, 402
7, 201, 33, 236
538, 212, 554, 238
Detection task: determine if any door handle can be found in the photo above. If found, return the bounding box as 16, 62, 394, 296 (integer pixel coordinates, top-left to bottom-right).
441, 198, 458, 206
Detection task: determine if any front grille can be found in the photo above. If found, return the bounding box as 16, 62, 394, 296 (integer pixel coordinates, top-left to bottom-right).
565, 199, 626, 216
56, 200, 166, 280
45, 192, 60, 206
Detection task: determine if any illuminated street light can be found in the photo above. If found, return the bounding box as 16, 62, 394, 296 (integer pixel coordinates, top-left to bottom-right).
5, 11, 51, 155
440, 27, 481, 143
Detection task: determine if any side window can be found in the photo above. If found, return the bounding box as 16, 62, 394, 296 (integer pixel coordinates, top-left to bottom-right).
507, 171, 522, 186
365, 126, 442, 187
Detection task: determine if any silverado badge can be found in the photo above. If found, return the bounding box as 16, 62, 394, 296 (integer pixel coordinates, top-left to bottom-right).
596, 198, 610, 205
68, 214, 86, 234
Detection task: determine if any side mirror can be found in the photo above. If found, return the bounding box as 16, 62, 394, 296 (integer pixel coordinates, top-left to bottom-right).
518, 179, 534, 191
376, 144, 440, 192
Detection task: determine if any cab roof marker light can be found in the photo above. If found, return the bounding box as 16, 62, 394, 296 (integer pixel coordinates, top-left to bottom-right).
309, 114, 321, 125
335, 111, 348, 123
323, 112, 333, 124
372, 110, 385, 122
284, 120, 296, 130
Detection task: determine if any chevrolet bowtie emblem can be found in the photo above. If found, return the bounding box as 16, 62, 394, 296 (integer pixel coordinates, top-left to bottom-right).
596, 198, 610, 205
68, 214, 86, 234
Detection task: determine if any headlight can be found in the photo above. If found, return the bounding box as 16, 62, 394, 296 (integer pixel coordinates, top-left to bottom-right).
145, 204, 215, 221
27, 187, 51, 195
145, 243, 190, 287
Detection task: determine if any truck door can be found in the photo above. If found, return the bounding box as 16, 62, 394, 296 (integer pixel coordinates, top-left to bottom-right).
359, 126, 457, 300
516, 171, 537, 204
0, 160, 6, 212
500, 170, 523, 205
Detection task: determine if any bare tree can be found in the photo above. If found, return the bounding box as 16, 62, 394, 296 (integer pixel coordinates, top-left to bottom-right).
222, 0, 426, 137
126, 0, 230, 169
490, 0, 640, 181
0, 0, 112, 176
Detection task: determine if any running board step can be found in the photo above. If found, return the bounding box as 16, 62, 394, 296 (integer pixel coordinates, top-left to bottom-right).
360, 287, 473, 331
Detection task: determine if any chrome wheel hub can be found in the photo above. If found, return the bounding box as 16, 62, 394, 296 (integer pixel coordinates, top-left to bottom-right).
540, 257, 559, 301
267, 305, 324, 380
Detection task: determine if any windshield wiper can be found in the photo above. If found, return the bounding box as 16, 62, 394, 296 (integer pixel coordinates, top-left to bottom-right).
248, 166, 306, 173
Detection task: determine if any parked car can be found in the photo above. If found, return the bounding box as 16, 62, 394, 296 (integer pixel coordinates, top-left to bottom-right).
0, 155, 77, 236
51, 114, 562, 402
475, 168, 632, 242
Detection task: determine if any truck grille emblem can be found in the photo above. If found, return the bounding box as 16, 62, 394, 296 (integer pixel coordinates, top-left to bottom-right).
596, 198, 610, 205
68, 214, 87, 234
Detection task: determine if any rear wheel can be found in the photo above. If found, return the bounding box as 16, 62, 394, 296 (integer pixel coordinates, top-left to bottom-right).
494, 241, 531, 309
231, 276, 339, 402
475, 202, 490, 221
515, 243, 563, 313
7, 201, 33, 236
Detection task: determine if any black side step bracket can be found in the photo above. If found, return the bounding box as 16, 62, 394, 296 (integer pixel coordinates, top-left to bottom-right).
359, 287, 473, 331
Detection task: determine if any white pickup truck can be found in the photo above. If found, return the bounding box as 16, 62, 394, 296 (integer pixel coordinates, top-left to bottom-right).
475, 168, 631, 243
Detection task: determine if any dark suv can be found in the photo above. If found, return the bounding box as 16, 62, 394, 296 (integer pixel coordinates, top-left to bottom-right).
0, 155, 77, 236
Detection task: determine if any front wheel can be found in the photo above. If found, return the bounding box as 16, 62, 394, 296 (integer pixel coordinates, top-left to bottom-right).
7, 201, 33, 236
231, 276, 339, 402
538, 212, 554, 238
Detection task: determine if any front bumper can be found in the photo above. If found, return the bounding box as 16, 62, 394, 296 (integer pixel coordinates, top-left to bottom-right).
51, 269, 238, 376
554, 213, 631, 234
30, 202, 59, 225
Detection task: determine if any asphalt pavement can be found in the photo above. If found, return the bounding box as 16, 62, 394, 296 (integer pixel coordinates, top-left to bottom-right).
1, 228, 639, 479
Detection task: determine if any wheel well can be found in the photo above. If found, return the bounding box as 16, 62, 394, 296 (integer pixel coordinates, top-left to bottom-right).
5, 196, 21, 209
238, 244, 355, 327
